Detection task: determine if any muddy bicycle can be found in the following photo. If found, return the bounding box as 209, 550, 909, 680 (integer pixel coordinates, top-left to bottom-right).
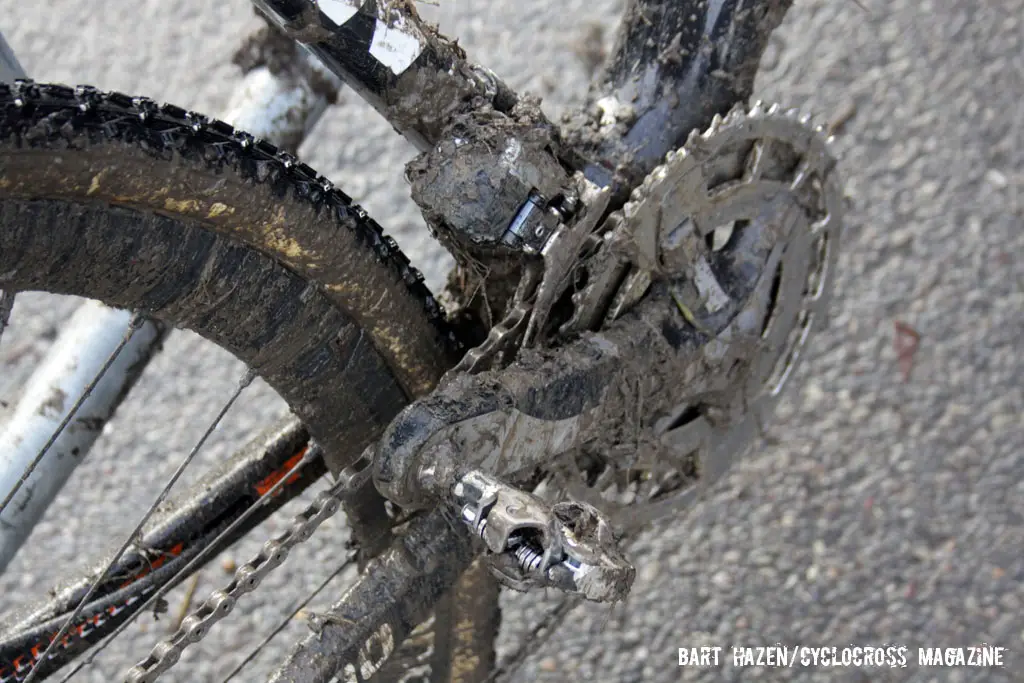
0, 0, 842, 680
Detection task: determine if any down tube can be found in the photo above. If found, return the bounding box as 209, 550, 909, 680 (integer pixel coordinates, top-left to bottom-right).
252, 0, 517, 153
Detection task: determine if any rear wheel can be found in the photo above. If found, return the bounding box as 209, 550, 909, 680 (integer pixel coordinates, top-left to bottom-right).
0, 82, 492, 683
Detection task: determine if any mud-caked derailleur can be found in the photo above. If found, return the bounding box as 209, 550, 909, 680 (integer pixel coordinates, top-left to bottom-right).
452, 470, 634, 601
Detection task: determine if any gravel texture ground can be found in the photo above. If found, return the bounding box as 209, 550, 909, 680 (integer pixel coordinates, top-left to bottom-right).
1, 0, 1022, 682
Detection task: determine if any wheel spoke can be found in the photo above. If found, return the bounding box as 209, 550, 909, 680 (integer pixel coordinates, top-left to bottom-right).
487, 597, 582, 683
55, 440, 320, 683
22, 367, 256, 683
0, 419, 313, 655
220, 556, 356, 683
0, 312, 145, 519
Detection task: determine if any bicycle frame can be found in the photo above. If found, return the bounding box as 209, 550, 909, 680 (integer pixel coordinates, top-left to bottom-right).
247, 0, 800, 677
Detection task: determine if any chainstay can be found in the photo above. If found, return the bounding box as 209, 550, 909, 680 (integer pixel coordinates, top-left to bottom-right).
124, 474, 354, 683
2, 531, 212, 683
0, 424, 325, 683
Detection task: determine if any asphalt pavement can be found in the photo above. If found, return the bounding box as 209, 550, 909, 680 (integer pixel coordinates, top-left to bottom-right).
0, 0, 1022, 681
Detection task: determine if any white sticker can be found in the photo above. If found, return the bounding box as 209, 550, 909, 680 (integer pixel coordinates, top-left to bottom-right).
369, 13, 425, 75
318, 0, 362, 27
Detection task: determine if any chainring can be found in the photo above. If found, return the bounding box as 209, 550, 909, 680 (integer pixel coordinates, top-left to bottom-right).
556, 101, 843, 529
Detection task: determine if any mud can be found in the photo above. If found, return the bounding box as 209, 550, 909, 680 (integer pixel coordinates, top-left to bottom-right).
561, 0, 794, 200
270, 507, 477, 683
367, 557, 499, 683
233, 18, 341, 105
0, 84, 456, 477
251, 0, 504, 152
37, 387, 66, 418
375, 278, 719, 496
405, 98, 566, 248
407, 95, 569, 325
440, 256, 525, 333
372, 8, 525, 150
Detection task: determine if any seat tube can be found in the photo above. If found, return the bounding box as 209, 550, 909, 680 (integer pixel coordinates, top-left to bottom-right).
573, 0, 794, 195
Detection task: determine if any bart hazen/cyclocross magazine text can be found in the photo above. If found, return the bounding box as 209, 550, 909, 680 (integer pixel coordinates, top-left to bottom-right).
678, 644, 1009, 670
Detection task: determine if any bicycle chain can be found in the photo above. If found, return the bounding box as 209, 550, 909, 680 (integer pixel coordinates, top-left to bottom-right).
450, 173, 603, 375
450, 263, 540, 374
124, 455, 372, 683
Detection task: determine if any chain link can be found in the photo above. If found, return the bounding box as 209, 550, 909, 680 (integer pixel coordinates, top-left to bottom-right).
124, 452, 372, 683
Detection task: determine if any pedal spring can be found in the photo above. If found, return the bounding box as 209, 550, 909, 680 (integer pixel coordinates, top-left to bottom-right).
514, 544, 544, 573
462, 507, 546, 574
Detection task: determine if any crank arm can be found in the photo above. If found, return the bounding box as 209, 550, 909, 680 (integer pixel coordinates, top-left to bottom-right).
374, 270, 770, 512
373, 324, 623, 510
